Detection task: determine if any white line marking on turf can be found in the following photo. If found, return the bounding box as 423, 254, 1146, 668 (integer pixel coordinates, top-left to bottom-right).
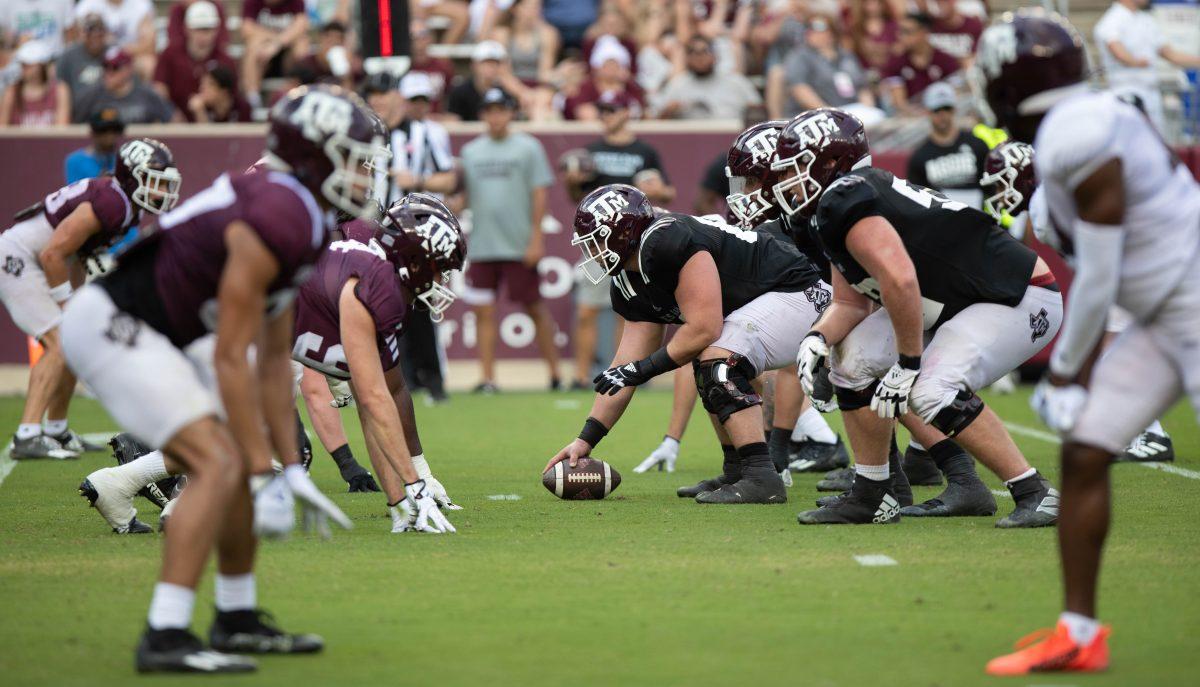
1004, 421, 1199, 481
553, 399, 581, 410
0, 445, 15, 491
486, 494, 522, 501
854, 554, 898, 567
81, 432, 112, 444
991, 489, 1012, 498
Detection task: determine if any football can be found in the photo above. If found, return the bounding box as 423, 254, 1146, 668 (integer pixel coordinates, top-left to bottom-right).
542, 458, 621, 500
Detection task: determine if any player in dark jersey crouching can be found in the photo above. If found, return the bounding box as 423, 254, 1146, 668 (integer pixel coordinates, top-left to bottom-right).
775, 108, 1062, 527
546, 184, 830, 505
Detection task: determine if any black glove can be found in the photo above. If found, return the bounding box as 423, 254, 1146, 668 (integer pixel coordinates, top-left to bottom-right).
593, 347, 679, 395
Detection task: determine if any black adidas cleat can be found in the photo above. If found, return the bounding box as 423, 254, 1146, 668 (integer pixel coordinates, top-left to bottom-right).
209, 609, 324, 655
136, 627, 256, 674
797, 476, 901, 525
901, 445, 943, 486
788, 436, 850, 473
347, 472, 381, 492
677, 475, 732, 498
816, 467, 854, 492
996, 473, 1059, 529
1116, 432, 1175, 463
694, 468, 787, 504
899, 478, 997, 517
814, 467, 913, 509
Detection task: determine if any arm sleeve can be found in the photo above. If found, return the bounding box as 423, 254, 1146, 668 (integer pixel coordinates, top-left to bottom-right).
1049, 221, 1124, 378
813, 174, 883, 251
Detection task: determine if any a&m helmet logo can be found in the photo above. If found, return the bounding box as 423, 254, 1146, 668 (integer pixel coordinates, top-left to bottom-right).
793, 113, 841, 149
422, 216, 459, 259
745, 128, 780, 165
977, 23, 1018, 79
585, 189, 627, 226
289, 91, 354, 142
120, 139, 155, 167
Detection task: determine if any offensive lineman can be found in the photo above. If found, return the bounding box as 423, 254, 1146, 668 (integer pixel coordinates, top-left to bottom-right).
59, 85, 380, 674
546, 184, 831, 504
777, 108, 1062, 526
0, 138, 180, 459
979, 11, 1200, 674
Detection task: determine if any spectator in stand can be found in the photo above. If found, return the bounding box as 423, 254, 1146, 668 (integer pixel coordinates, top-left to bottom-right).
167, 0, 229, 53
542, 0, 599, 50
755, 0, 811, 72
446, 40, 528, 121
459, 88, 560, 393
490, 0, 559, 119
1095, 0, 1200, 133
294, 21, 360, 90
73, 47, 175, 124
905, 81, 988, 208
654, 35, 761, 120
153, 1, 238, 121
188, 64, 252, 122
407, 21, 455, 114
58, 15, 110, 114
412, 0, 469, 45
64, 109, 124, 183
882, 12, 959, 115
241, 0, 310, 108
563, 35, 644, 121
74, 0, 155, 79
0, 40, 69, 127
928, 0, 982, 65
0, 0, 75, 56
846, 0, 899, 75
768, 14, 882, 124
581, 8, 638, 77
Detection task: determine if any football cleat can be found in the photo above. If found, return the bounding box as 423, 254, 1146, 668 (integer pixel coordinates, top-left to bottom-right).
901, 449, 995, 517
9, 434, 77, 460
779, 467, 793, 488
79, 469, 152, 534
996, 473, 1058, 529
1115, 432, 1174, 463
347, 472, 381, 492
472, 381, 499, 395
797, 475, 900, 524
208, 609, 324, 655
694, 467, 787, 504
901, 445, 943, 486
985, 621, 1110, 676
815, 465, 915, 509
788, 436, 850, 473
136, 627, 257, 674
816, 467, 853, 492
677, 475, 732, 498
110, 433, 178, 510
56, 430, 108, 453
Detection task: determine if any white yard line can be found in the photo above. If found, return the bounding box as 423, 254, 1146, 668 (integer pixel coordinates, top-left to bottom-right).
853, 554, 898, 567
486, 494, 522, 501
1003, 421, 1199, 481
0, 444, 15, 491
552, 399, 581, 410
991, 489, 1012, 498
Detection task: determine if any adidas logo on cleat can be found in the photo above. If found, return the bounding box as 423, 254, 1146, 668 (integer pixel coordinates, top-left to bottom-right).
873, 494, 900, 523
1036, 488, 1060, 516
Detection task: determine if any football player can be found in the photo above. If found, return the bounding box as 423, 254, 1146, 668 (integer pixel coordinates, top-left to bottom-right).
60, 85, 383, 674
981, 141, 1175, 464
779, 108, 1062, 527
546, 184, 831, 504
0, 138, 180, 459
978, 11, 1200, 674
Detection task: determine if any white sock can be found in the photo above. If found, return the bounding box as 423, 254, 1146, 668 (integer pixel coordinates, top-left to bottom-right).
42, 419, 68, 436
16, 423, 41, 440
908, 440, 925, 452
855, 462, 889, 481
1144, 420, 1165, 436
410, 453, 432, 481
1060, 611, 1101, 644
1005, 467, 1037, 486
214, 573, 256, 612
147, 582, 195, 630
123, 451, 170, 486
792, 408, 837, 444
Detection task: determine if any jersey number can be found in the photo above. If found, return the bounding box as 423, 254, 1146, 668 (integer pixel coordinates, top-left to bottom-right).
44, 179, 93, 215
293, 332, 349, 377
694, 214, 757, 244
890, 178, 967, 213
330, 238, 387, 261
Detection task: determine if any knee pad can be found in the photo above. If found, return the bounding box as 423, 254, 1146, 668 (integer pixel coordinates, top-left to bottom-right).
929, 390, 985, 437
693, 354, 762, 424
834, 381, 878, 411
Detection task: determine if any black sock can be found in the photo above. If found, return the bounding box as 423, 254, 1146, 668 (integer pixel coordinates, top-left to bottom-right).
929, 439, 976, 481
737, 442, 772, 471
330, 444, 367, 481
721, 444, 740, 482
768, 428, 791, 472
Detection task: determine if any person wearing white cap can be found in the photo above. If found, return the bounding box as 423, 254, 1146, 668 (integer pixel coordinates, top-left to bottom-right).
446, 39, 529, 121
905, 81, 989, 209
152, 0, 237, 121
74, 0, 157, 79
0, 41, 70, 127
563, 34, 644, 121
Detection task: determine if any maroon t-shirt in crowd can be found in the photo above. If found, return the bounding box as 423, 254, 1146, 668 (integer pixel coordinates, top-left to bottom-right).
41, 177, 137, 256
929, 16, 983, 60
293, 234, 408, 379
153, 44, 238, 121
882, 48, 960, 98
242, 0, 305, 31
561, 79, 645, 120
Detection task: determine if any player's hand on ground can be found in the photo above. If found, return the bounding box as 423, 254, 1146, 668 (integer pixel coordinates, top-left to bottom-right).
633, 436, 679, 473
797, 332, 829, 398
545, 438, 591, 472
872, 363, 918, 418
400, 480, 456, 533
1031, 376, 1088, 433
424, 475, 463, 510
251, 474, 295, 539
283, 465, 353, 538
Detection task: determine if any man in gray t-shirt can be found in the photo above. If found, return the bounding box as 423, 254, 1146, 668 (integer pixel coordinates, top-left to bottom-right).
58, 14, 110, 112
72, 48, 175, 124
459, 88, 559, 392
771, 16, 882, 123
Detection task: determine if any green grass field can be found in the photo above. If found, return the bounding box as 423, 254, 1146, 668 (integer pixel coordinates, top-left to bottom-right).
0, 388, 1198, 686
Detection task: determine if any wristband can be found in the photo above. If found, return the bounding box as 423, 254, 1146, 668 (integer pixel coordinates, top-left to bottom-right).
898, 354, 921, 370
49, 282, 73, 304
642, 346, 681, 376
578, 416, 609, 448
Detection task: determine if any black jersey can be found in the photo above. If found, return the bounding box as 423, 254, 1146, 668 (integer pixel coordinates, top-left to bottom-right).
755, 214, 831, 283
610, 212, 821, 324
812, 167, 1037, 329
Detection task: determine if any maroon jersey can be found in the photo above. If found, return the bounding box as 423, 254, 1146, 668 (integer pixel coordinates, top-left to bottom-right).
338, 218, 377, 244
7, 177, 136, 258
99, 171, 329, 346
293, 238, 408, 380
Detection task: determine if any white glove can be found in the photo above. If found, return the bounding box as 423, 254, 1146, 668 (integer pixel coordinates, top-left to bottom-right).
424, 476, 462, 510
283, 464, 353, 538
1031, 377, 1088, 433
326, 377, 355, 408
633, 436, 679, 473
398, 480, 456, 534
871, 363, 919, 419
251, 474, 295, 539
797, 332, 829, 398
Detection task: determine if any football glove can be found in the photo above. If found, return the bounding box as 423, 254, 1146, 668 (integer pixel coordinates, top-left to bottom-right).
397, 480, 456, 534
594, 361, 653, 395
809, 363, 837, 413
1031, 377, 1088, 433
283, 465, 353, 538
797, 332, 829, 399
425, 475, 462, 511
326, 378, 354, 408
872, 363, 919, 419
633, 436, 679, 473
250, 473, 295, 539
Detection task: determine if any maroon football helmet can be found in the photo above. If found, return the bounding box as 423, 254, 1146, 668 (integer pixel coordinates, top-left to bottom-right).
573, 184, 656, 284
265, 84, 391, 218
980, 141, 1036, 219
974, 9, 1086, 143
380, 193, 467, 321
114, 138, 181, 215
725, 119, 787, 227
770, 108, 870, 220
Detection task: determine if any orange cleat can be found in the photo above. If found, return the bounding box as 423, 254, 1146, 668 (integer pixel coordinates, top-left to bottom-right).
986, 620, 1111, 676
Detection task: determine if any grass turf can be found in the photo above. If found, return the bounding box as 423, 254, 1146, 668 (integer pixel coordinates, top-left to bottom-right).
0, 388, 1197, 686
